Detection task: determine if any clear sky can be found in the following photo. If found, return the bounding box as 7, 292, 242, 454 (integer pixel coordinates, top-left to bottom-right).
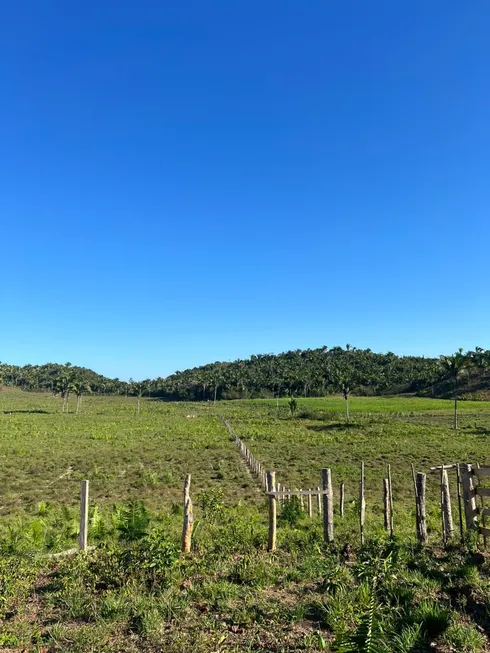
1, 1, 489, 380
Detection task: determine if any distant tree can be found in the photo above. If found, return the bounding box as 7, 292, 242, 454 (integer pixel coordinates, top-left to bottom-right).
288, 397, 297, 418
53, 375, 71, 413
71, 378, 91, 415
131, 381, 145, 415
439, 349, 470, 430
469, 346, 490, 372
330, 349, 360, 423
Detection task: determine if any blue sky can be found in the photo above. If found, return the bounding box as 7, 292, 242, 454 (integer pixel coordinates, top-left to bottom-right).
1, 1, 489, 380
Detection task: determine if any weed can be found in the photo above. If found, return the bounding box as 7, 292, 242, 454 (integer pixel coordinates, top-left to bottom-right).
442, 621, 485, 652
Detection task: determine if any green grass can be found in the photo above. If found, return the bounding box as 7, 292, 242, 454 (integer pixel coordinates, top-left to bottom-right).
1, 389, 490, 651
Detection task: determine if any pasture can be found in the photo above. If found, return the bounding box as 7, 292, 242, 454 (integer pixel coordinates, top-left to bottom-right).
1, 389, 490, 651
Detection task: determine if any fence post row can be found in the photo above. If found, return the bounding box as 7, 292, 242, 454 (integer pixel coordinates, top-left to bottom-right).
222, 419, 490, 550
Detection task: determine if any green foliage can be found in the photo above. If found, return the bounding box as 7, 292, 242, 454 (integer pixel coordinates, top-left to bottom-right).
198, 487, 225, 523
135, 528, 179, 582
442, 621, 485, 652
90, 505, 108, 540
0, 555, 40, 619
280, 496, 303, 525
112, 501, 150, 541
288, 397, 298, 417
412, 600, 452, 638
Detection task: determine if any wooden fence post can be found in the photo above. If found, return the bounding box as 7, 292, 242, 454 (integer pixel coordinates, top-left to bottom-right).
476, 463, 487, 547
459, 463, 478, 530
316, 487, 322, 515
456, 464, 464, 540
307, 490, 313, 517
299, 489, 304, 511
411, 463, 420, 536
340, 482, 345, 518
416, 473, 428, 544
442, 469, 454, 543
383, 478, 391, 532
387, 464, 394, 536
322, 468, 334, 543
181, 474, 194, 553
79, 480, 89, 551
267, 472, 277, 552
359, 462, 365, 545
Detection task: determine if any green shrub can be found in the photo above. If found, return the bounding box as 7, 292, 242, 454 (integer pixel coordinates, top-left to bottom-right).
281, 497, 303, 526
112, 501, 150, 541
442, 621, 485, 652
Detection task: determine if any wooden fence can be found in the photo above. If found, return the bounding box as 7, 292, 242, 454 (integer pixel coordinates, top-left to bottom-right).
219, 416, 490, 552
54, 420, 490, 556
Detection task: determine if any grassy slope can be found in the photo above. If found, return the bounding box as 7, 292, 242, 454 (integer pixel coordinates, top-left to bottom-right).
1, 390, 490, 651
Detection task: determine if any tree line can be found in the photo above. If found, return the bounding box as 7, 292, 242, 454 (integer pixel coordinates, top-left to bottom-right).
1, 346, 489, 413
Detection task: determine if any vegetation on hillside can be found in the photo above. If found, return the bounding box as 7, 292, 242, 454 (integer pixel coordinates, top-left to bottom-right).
2, 346, 490, 404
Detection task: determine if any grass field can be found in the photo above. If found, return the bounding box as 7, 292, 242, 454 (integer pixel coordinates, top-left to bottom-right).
2, 389, 490, 651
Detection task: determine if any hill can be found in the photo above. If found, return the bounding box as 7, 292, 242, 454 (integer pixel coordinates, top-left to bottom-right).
2, 345, 490, 401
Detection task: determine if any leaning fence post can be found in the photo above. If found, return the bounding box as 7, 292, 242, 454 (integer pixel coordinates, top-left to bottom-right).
411, 463, 420, 536
181, 474, 194, 553
359, 462, 365, 545
340, 482, 345, 517
383, 478, 391, 532
79, 480, 89, 551
416, 473, 428, 544
267, 471, 277, 552
322, 468, 334, 543
459, 463, 478, 530
442, 469, 454, 543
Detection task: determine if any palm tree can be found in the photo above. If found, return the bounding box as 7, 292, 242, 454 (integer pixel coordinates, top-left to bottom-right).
131, 381, 145, 415
440, 349, 470, 430
53, 376, 70, 413
469, 346, 489, 372
71, 378, 91, 415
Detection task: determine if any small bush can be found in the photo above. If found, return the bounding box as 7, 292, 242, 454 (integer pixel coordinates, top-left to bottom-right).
442, 621, 485, 652
281, 497, 303, 526
112, 501, 150, 541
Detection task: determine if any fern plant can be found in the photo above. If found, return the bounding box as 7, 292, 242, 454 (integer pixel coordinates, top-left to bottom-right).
112, 501, 150, 541
90, 505, 107, 539
333, 571, 388, 653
